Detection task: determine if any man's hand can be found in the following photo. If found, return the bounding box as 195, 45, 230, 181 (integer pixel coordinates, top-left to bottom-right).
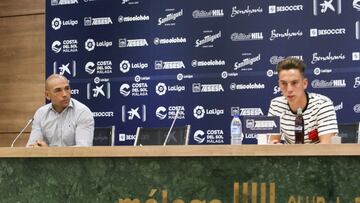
29, 140, 49, 147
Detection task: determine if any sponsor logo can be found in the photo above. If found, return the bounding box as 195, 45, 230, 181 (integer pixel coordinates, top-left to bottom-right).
119, 60, 148, 73
353, 52, 360, 61
51, 18, 78, 30
84, 17, 112, 26
153, 37, 187, 45
193, 105, 224, 119
52, 39, 78, 53
176, 73, 193, 81
85, 39, 112, 51
70, 89, 79, 95
231, 5, 263, 17
246, 120, 277, 130
311, 79, 346, 88
221, 71, 238, 79
234, 54, 261, 71
85, 60, 112, 75
119, 38, 148, 48
121, 105, 146, 122
121, 0, 139, 5
120, 83, 148, 97
354, 76, 360, 88
231, 32, 263, 41
269, 4, 303, 14
334, 102, 343, 111
195, 30, 221, 48
270, 29, 303, 41
155, 60, 185, 70
158, 9, 183, 26
313, 67, 332, 75
354, 0, 360, 11
118, 15, 150, 23
354, 104, 360, 113
230, 83, 265, 90
269, 55, 303, 65
192, 9, 224, 18
51, 0, 78, 6
155, 82, 185, 95
230, 107, 264, 116
310, 28, 346, 37
192, 83, 224, 93
313, 0, 341, 15
273, 86, 281, 94
118, 133, 136, 142
193, 130, 206, 144
93, 111, 114, 117
311, 52, 346, 64
191, 59, 225, 67
53, 61, 76, 77
134, 75, 150, 83
86, 77, 110, 99
155, 106, 185, 120
267, 69, 275, 77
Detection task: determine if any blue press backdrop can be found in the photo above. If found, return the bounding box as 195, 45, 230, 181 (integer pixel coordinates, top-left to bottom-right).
46, 0, 360, 145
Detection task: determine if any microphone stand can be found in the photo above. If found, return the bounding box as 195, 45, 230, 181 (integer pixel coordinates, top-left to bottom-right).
11, 118, 33, 148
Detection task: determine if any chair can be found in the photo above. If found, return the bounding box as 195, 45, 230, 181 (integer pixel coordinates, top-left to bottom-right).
93, 126, 115, 146
134, 125, 191, 146
337, 123, 360, 143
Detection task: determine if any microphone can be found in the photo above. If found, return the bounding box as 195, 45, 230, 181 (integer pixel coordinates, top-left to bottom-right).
11, 118, 34, 148
163, 108, 180, 146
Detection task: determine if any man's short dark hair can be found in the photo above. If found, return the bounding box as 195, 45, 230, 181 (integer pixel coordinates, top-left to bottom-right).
276, 57, 306, 77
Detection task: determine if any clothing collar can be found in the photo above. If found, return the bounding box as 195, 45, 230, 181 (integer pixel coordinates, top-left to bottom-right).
288, 91, 309, 115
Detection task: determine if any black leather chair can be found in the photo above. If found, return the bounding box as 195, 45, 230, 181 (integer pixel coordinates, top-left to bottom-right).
134, 125, 191, 146
93, 126, 115, 146
337, 123, 360, 143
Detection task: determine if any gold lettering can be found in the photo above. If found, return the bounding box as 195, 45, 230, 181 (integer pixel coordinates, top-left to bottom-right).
260, 183, 266, 203
252, 183, 257, 203
190, 200, 205, 203
118, 198, 141, 203
243, 182, 249, 203
288, 196, 296, 203
336, 197, 340, 203
172, 199, 185, 203
209, 200, 222, 203
316, 196, 325, 203
355, 197, 360, 203
270, 183, 275, 203
234, 182, 239, 203
162, 190, 167, 203
146, 189, 158, 203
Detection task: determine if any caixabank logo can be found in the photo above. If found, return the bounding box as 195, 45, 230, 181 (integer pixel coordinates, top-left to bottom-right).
86, 77, 110, 99
53, 61, 76, 77
313, 0, 341, 15
121, 105, 146, 122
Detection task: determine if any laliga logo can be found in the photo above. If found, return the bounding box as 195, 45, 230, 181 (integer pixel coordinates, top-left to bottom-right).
119, 60, 131, 73
193, 130, 206, 144
156, 83, 167, 95
156, 106, 167, 120
193, 106, 205, 119
119, 83, 131, 96
51, 41, 62, 53
85, 39, 95, 51
51, 18, 62, 30
85, 61, 96, 74
354, 77, 360, 88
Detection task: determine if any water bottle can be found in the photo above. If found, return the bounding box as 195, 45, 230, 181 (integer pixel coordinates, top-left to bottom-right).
295, 107, 304, 144
231, 115, 243, 145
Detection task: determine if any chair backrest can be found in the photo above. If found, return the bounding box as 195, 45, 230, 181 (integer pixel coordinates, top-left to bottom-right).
134, 125, 191, 146
93, 126, 115, 146
337, 123, 360, 143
